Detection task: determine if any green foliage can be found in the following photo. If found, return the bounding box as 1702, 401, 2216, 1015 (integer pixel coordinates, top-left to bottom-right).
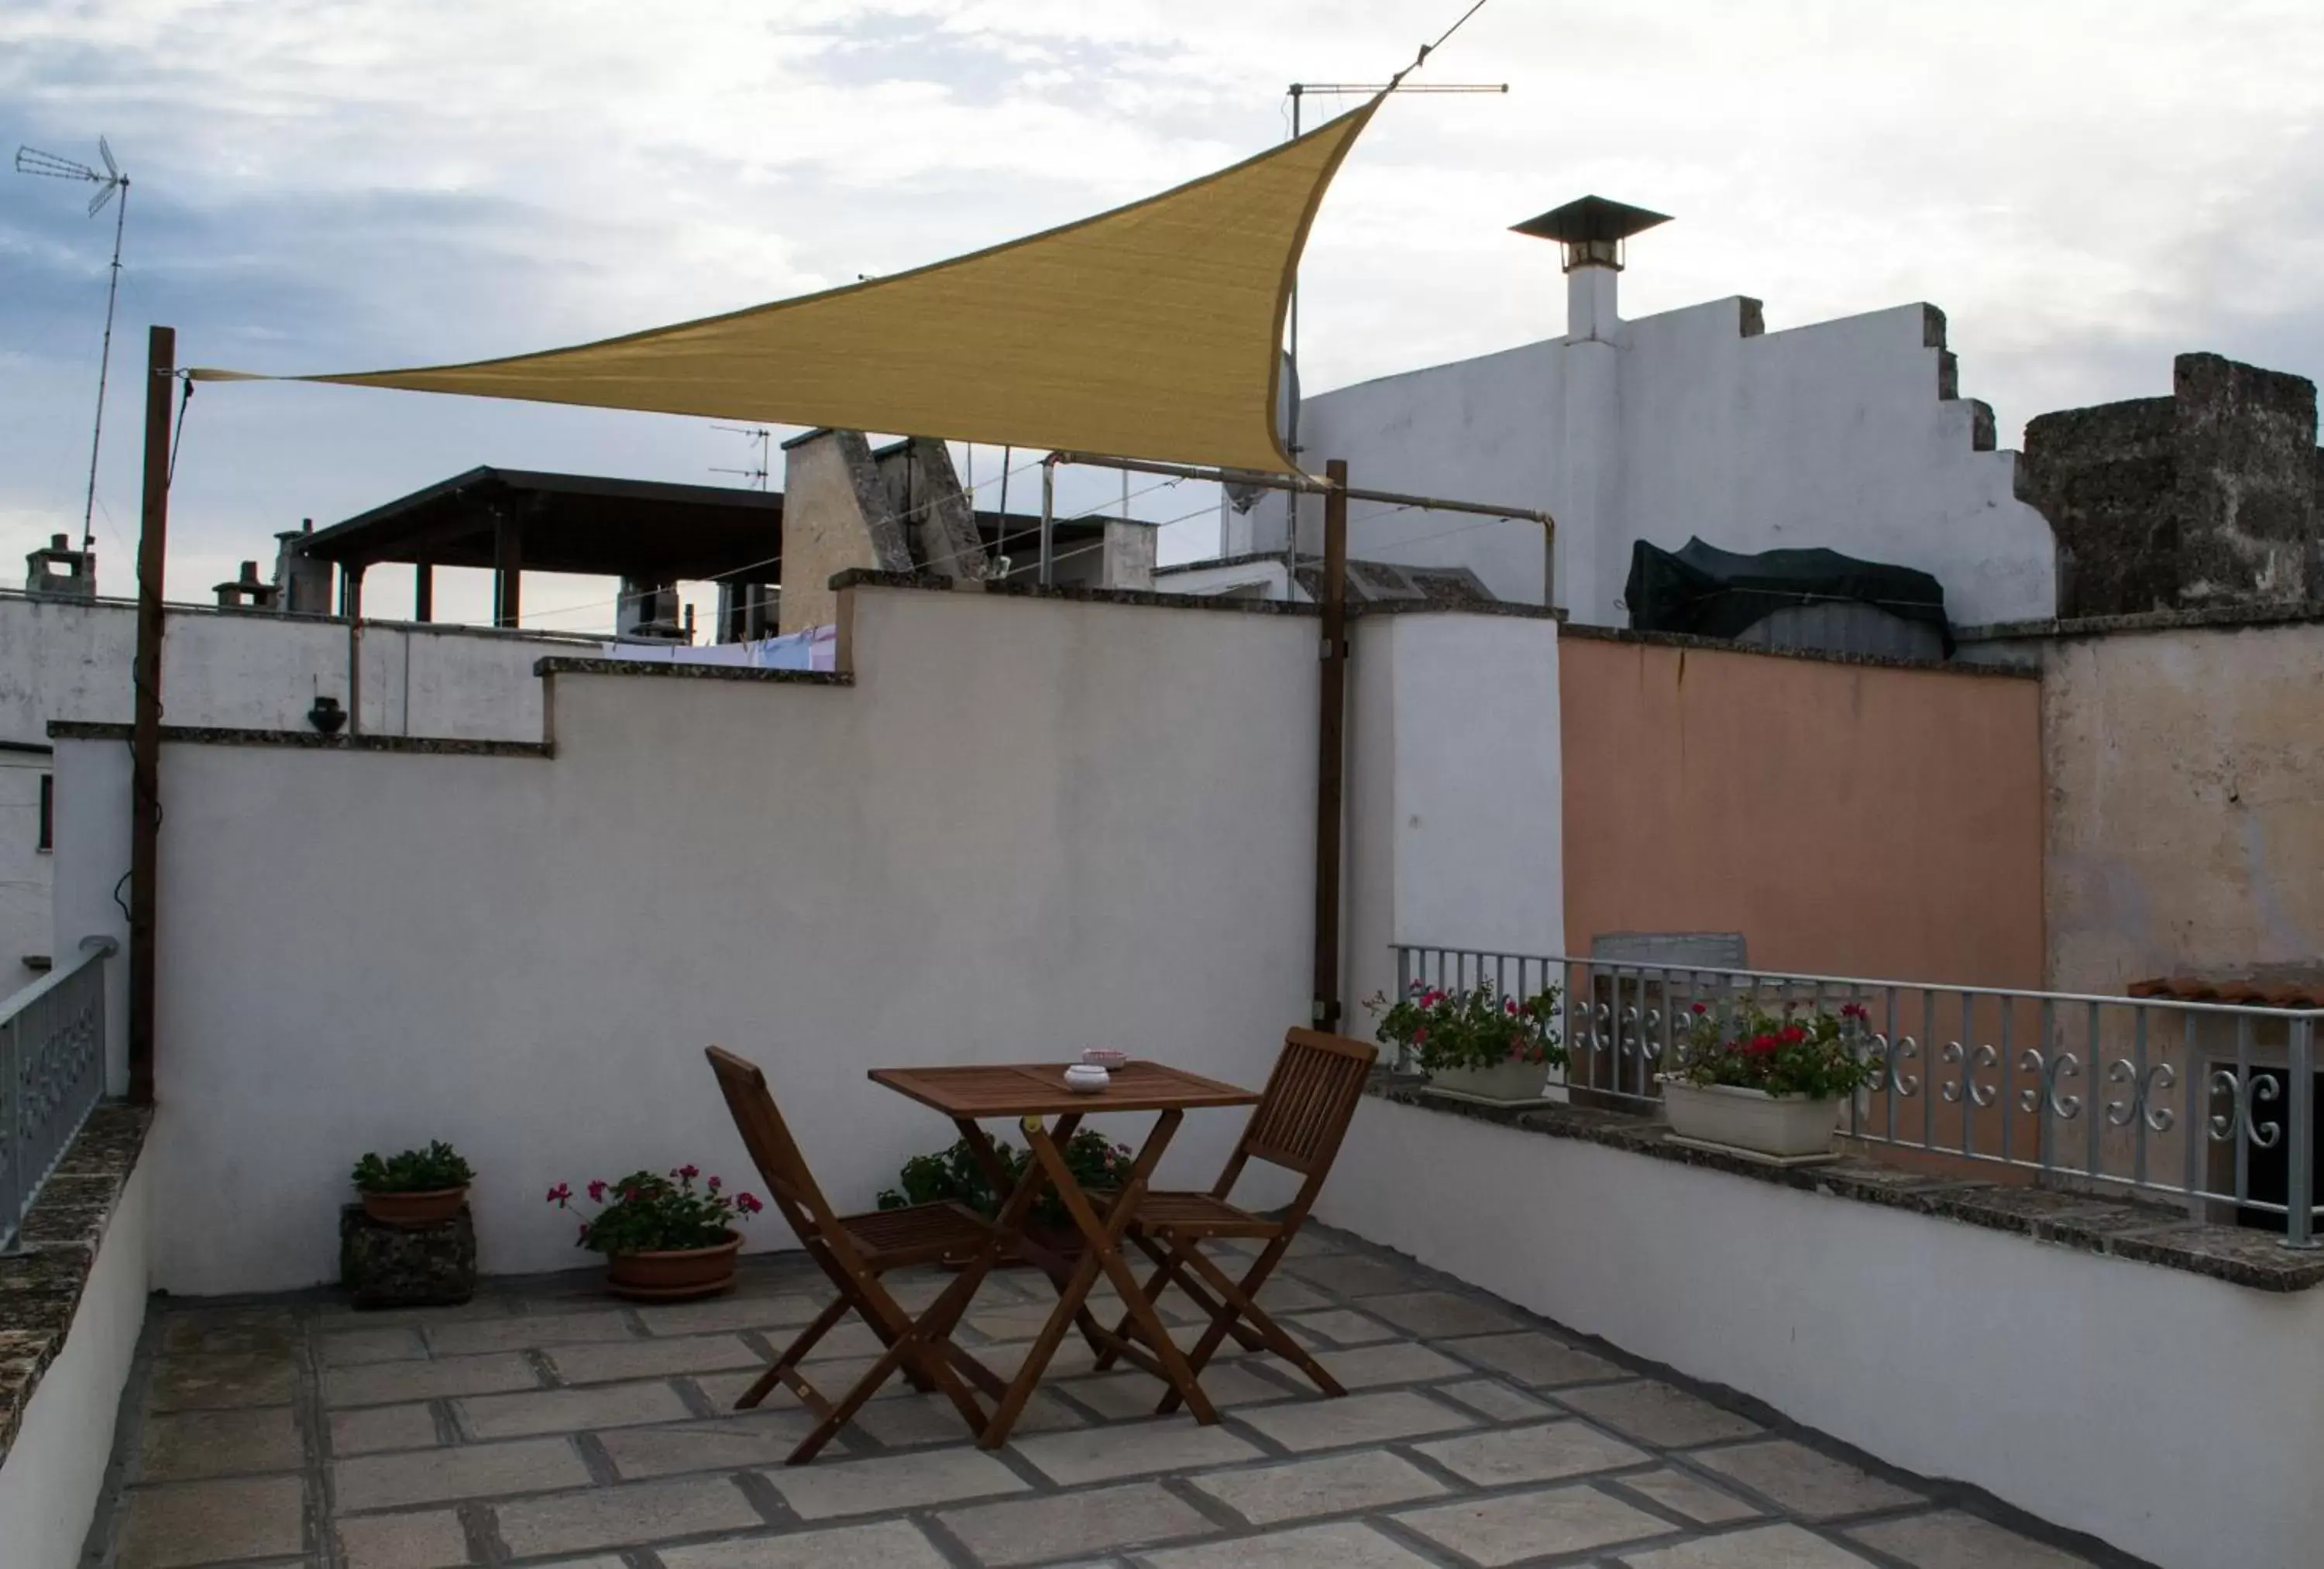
1672, 1001, 1880, 1100
875, 1130, 1135, 1226
1364, 977, 1566, 1074
547, 1167, 761, 1255
350, 1141, 473, 1194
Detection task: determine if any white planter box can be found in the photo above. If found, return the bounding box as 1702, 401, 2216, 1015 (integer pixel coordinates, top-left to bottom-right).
1428, 1059, 1551, 1104
1661, 1080, 1841, 1159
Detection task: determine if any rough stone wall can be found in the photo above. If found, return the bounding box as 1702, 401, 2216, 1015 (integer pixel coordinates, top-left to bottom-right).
2018, 353, 2319, 618
2016, 396, 2178, 617
2172, 353, 2315, 606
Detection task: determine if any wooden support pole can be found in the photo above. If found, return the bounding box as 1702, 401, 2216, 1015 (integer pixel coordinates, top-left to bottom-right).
128, 325, 174, 1107
493, 510, 523, 628
1311, 458, 1349, 1030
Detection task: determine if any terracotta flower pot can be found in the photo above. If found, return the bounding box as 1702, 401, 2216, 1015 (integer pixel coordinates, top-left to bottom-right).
359, 1186, 469, 1230
605, 1230, 742, 1301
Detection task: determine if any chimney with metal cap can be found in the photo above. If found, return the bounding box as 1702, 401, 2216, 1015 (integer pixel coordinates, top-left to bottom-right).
1511, 195, 1671, 343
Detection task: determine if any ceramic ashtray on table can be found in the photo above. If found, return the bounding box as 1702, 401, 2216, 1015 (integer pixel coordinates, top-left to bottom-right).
1080, 1049, 1129, 1069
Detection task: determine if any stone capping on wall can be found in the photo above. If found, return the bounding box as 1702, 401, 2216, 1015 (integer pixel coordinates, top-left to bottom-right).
1955, 598, 2324, 644
828, 566, 1322, 616
530, 657, 853, 686
831, 568, 1568, 621
46, 721, 550, 757
0, 1104, 150, 1464
1558, 622, 2037, 679
1368, 1074, 2324, 1293
0, 589, 608, 646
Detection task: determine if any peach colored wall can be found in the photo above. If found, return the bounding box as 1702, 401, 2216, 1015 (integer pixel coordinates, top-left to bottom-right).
1559, 633, 2044, 989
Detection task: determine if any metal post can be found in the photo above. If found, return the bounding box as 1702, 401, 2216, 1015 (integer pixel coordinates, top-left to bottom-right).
413, 561, 433, 623
1310, 458, 1349, 1029
2288, 1016, 2315, 1248
1038, 458, 1056, 587
493, 509, 523, 627
128, 324, 173, 1107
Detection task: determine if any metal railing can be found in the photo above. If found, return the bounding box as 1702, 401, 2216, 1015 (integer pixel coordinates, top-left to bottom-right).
1388, 946, 2322, 1248
0, 937, 114, 1248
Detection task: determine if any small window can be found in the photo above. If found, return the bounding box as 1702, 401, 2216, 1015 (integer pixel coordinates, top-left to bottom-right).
38, 774, 52, 853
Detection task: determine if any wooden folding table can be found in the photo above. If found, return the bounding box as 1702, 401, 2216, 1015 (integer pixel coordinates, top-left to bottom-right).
868, 1059, 1258, 1447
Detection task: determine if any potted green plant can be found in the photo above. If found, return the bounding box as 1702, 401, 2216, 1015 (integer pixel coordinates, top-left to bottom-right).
350, 1142, 475, 1228
1364, 977, 1567, 1104
1662, 1001, 1880, 1159
876, 1130, 1135, 1264
548, 1166, 762, 1300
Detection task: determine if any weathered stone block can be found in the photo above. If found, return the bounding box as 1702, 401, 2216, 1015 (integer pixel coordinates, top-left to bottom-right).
338, 1203, 476, 1310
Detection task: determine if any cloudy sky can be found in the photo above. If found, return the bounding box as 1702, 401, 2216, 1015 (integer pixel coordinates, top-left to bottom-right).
4, 1, 2321, 627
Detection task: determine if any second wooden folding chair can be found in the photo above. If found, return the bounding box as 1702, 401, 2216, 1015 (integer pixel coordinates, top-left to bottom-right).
705, 1045, 1001, 1462
1090, 1027, 1378, 1411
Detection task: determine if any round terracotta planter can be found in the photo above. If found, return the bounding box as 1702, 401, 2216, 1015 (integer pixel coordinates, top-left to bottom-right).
359, 1186, 469, 1229
605, 1230, 742, 1301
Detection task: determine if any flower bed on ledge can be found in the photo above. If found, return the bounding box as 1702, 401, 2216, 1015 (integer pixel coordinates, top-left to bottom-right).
1367, 1072, 2324, 1293
0, 1104, 151, 1461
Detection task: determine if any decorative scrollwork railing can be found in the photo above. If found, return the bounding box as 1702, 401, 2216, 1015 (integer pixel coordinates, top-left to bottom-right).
0, 938, 114, 1248
1390, 945, 2323, 1248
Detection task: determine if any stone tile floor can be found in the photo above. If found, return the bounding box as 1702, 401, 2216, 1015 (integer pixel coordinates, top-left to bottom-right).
85, 1224, 2131, 1569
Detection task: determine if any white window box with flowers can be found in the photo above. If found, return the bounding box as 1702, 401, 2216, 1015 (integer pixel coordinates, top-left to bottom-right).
1660, 1001, 1880, 1159
1365, 977, 1566, 1105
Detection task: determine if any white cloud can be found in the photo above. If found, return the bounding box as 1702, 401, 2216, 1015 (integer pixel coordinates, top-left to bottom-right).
4, 0, 2322, 608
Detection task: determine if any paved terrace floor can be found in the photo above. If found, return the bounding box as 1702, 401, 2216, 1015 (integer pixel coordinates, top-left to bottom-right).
86, 1224, 2121, 1569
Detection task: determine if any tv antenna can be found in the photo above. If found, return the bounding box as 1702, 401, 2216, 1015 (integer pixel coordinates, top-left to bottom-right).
711, 424, 772, 490
15, 137, 130, 555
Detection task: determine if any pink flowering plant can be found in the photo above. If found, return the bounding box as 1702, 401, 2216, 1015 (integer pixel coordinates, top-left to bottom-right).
1672, 1001, 1879, 1100
1364, 977, 1566, 1074
547, 1166, 762, 1255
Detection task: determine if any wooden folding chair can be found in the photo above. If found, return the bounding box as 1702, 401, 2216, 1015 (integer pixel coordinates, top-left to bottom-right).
706, 1046, 1002, 1462
1089, 1028, 1377, 1411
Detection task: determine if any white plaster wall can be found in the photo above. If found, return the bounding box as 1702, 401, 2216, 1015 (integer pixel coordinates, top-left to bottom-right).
95, 589, 1342, 1294
0, 754, 54, 987
0, 595, 584, 999
51, 738, 131, 1097
0, 593, 581, 745
0, 1142, 151, 1569
1287, 295, 2055, 628
1341, 614, 1564, 1037
1321, 1096, 2324, 1569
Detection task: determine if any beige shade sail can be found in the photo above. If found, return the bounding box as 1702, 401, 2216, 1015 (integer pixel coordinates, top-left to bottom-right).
192, 100, 1380, 476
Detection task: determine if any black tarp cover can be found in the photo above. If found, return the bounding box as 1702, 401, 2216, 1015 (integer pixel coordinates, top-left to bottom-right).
1623, 537, 1952, 654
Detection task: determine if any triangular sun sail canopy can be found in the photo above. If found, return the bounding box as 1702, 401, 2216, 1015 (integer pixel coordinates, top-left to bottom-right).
192, 101, 1380, 476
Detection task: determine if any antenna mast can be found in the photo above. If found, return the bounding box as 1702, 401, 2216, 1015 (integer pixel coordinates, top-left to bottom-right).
15, 139, 130, 555
710, 424, 772, 490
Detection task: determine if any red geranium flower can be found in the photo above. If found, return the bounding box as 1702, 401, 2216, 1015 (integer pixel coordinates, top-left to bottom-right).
586, 1179, 607, 1203
545, 1182, 572, 1206
735, 1193, 765, 1215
